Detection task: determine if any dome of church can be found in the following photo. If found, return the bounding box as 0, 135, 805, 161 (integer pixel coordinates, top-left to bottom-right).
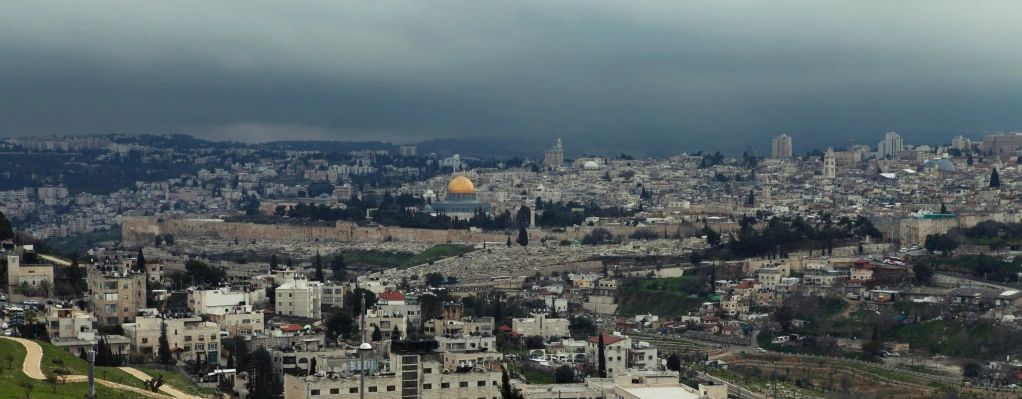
447, 176, 475, 194
583, 161, 601, 170
924, 159, 955, 172
424, 189, 435, 198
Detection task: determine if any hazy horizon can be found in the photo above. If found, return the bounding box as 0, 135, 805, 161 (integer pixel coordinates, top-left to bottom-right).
3, 1, 1022, 155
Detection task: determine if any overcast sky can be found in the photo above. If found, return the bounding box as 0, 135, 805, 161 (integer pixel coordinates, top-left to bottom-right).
2, 1, 1021, 155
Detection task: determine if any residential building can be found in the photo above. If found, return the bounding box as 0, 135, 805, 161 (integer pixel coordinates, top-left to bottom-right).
878, 131, 904, 158
275, 269, 324, 320
87, 263, 147, 326
6, 245, 55, 293
585, 333, 632, 375
512, 313, 570, 339
772, 134, 793, 159
123, 313, 222, 363
283, 352, 501, 399
399, 145, 417, 157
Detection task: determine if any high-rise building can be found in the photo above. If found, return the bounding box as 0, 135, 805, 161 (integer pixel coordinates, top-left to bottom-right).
982, 133, 1022, 154
399, 145, 417, 157
771, 134, 793, 159
951, 135, 972, 151
877, 131, 903, 158
823, 147, 836, 179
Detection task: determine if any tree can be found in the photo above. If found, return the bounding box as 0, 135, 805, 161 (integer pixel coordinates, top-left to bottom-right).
775, 306, 795, 332
325, 312, 355, 342
506, 236, 512, 247
967, 153, 974, 165
313, 250, 325, 282
554, 365, 574, 383
371, 325, 382, 342
159, 320, 173, 365
0, 211, 13, 241
18, 380, 34, 399
940, 202, 947, 215
517, 227, 529, 247
154, 235, 164, 247
666, 353, 681, 372
597, 334, 607, 378
269, 254, 279, 270
913, 263, 935, 283
37, 280, 52, 298
990, 167, 1001, 188
248, 347, 283, 399
185, 260, 226, 283
53, 367, 70, 384
747, 190, 755, 206
45, 373, 58, 393
963, 363, 982, 378
164, 234, 175, 245
425, 272, 445, 288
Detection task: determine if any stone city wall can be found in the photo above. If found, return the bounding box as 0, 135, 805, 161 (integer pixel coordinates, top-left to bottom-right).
122, 217, 675, 248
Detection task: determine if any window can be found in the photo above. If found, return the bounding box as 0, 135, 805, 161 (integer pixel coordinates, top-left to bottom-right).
368, 387, 377, 392
289, 293, 293, 297
460, 382, 468, 388
349, 388, 358, 393
208, 343, 217, 350
310, 389, 320, 395
104, 293, 118, 301
104, 304, 117, 313
185, 336, 193, 341
195, 344, 204, 351
387, 386, 395, 392
424, 368, 432, 374
142, 338, 149, 344
441, 383, 450, 389
477, 381, 486, 387
329, 389, 339, 394
423, 384, 432, 390
183, 346, 191, 351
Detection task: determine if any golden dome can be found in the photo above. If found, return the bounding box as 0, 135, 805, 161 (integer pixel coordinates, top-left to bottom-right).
447, 176, 475, 194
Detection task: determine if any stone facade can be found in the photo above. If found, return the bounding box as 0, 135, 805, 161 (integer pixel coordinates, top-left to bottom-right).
87, 265, 147, 326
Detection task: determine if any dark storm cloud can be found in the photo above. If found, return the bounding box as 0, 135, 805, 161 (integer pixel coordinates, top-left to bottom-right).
2, 1, 1022, 155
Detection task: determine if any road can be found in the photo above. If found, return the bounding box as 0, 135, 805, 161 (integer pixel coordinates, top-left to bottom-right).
39, 254, 71, 266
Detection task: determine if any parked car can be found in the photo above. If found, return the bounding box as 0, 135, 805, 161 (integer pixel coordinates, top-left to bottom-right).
23, 300, 38, 306
0, 295, 6, 301
757, 347, 767, 353
3, 329, 10, 336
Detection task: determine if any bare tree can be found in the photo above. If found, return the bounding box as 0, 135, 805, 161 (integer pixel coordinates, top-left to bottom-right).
18, 380, 34, 398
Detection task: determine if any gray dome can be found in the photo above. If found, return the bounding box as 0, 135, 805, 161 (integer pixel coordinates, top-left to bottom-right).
583, 161, 601, 170
924, 159, 955, 172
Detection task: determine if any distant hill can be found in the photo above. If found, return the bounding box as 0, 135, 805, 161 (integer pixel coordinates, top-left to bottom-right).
259, 140, 397, 153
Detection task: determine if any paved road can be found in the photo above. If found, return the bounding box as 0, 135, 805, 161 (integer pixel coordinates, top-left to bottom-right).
0, 336, 206, 399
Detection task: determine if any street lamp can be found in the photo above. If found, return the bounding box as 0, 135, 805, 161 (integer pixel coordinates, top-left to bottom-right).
358, 293, 372, 399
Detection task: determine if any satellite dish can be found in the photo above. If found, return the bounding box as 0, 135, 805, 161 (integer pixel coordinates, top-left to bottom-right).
661, 359, 667, 366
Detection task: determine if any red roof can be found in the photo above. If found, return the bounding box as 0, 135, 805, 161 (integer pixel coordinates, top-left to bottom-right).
498, 325, 513, 332
854, 258, 869, 264
378, 291, 406, 301
586, 334, 626, 345
280, 324, 305, 332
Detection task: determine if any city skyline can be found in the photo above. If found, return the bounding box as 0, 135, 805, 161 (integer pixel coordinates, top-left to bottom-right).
3, 2, 1022, 155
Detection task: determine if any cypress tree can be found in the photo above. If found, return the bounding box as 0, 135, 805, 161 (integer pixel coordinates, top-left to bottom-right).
517, 227, 529, 247
269, 254, 279, 271
158, 320, 172, 365
597, 334, 607, 378
314, 250, 325, 282
990, 167, 1001, 188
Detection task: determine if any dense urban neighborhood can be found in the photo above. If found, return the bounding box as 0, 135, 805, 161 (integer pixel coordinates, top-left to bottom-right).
5, 132, 1022, 398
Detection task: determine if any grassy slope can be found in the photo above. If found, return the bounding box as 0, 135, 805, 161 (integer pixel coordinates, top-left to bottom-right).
344, 244, 474, 270
136, 368, 217, 397
0, 339, 152, 399
36, 340, 148, 391
618, 277, 704, 317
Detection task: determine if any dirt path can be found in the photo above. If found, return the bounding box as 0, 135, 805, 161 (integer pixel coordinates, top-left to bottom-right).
839, 296, 860, 317
120, 367, 207, 399
39, 254, 71, 266
0, 336, 200, 399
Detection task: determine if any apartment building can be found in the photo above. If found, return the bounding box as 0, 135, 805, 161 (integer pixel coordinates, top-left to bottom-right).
6, 245, 55, 292
585, 333, 631, 375
275, 270, 324, 320
283, 352, 501, 399
45, 307, 95, 340
87, 263, 147, 325
123, 313, 222, 363
512, 313, 570, 339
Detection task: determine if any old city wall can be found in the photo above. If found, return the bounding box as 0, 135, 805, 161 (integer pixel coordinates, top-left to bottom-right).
123, 217, 663, 248
899, 213, 1010, 246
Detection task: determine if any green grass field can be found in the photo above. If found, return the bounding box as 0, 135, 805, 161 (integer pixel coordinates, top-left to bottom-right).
137, 368, 217, 397
0, 338, 155, 399
36, 340, 148, 391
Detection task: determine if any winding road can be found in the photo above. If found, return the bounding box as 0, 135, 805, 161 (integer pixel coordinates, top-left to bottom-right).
1, 336, 206, 399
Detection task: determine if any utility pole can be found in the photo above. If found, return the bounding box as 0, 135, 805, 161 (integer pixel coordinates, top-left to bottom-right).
86, 346, 96, 398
